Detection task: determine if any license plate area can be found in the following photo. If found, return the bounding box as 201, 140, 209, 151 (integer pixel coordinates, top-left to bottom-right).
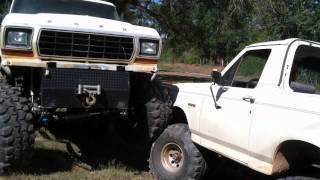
77, 85, 102, 95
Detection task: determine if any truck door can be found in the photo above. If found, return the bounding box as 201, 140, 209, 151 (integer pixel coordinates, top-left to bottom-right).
198, 49, 272, 164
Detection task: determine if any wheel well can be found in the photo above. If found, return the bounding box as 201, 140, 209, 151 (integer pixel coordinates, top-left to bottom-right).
272, 140, 320, 175
170, 107, 188, 125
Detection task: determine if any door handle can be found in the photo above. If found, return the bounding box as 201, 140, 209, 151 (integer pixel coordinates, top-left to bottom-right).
242, 96, 255, 104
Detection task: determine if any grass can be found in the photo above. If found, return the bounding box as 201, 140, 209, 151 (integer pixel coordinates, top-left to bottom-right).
0, 132, 152, 180
3, 167, 150, 180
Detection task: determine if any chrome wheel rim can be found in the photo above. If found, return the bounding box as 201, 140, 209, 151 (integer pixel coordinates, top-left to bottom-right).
161, 143, 184, 173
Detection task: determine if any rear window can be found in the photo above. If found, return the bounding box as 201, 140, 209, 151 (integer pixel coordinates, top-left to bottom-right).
290, 45, 320, 94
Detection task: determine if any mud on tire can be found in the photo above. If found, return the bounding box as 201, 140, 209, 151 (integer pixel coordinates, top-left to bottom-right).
149, 124, 207, 180
0, 80, 35, 174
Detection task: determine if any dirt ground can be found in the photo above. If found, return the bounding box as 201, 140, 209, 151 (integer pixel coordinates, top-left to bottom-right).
158, 62, 216, 75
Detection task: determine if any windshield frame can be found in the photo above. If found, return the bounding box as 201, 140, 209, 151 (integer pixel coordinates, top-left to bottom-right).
9, 0, 119, 20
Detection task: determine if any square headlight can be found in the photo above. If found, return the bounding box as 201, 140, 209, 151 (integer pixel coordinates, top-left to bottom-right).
140, 39, 159, 56
5, 28, 33, 49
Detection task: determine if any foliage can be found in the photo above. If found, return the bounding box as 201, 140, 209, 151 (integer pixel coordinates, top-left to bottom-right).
0, 2, 5, 14
0, 0, 11, 14
160, 48, 175, 63
180, 48, 202, 64
237, 56, 266, 77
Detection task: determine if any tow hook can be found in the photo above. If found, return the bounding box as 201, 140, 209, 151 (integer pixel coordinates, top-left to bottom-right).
85, 94, 97, 107
77, 84, 101, 107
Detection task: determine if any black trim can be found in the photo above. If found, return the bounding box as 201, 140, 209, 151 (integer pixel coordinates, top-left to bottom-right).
37, 29, 135, 61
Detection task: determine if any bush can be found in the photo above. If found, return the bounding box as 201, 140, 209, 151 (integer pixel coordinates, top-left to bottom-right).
160, 48, 175, 63
180, 48, 202, 64
160, 47, 202, 65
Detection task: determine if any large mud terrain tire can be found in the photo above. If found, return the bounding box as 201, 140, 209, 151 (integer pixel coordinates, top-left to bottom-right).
111, 76, 172, 149
0, 81, 35, 174
144, 82, 172, 141
132, 78, 172, 142
149, 124, 207, 180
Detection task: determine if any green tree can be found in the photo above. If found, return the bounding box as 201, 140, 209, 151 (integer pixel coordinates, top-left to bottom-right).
252, 0, 320, 41
133, 0, 253, 63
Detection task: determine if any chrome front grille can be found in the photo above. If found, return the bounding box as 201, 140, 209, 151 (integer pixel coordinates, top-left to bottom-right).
38, 30, 134, 61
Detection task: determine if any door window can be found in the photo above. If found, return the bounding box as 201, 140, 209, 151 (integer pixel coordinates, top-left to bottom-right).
222, 49, 271, 89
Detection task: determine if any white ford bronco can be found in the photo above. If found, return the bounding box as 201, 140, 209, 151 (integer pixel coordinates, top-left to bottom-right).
149, 39, 320, 180
0, 0, 171, 173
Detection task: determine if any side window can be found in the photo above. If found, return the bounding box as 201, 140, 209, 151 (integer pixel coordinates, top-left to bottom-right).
290, 45, 320, 95
222, 49, 271, 88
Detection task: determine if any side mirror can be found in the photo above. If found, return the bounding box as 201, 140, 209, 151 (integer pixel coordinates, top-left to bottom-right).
210, 69, 222, 109
211, 69, 222, 84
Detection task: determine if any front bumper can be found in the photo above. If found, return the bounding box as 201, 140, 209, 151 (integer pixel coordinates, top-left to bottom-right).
1, 57, 158, 73
41, 68, 130, 109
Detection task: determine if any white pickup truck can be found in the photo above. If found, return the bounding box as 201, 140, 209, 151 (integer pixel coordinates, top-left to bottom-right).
149, 39, 320, 180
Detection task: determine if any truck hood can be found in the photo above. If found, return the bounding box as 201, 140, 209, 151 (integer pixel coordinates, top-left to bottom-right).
2, 13, 160, 38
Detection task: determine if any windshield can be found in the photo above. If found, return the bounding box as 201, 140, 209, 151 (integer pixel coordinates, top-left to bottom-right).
11, 0, 119, 20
